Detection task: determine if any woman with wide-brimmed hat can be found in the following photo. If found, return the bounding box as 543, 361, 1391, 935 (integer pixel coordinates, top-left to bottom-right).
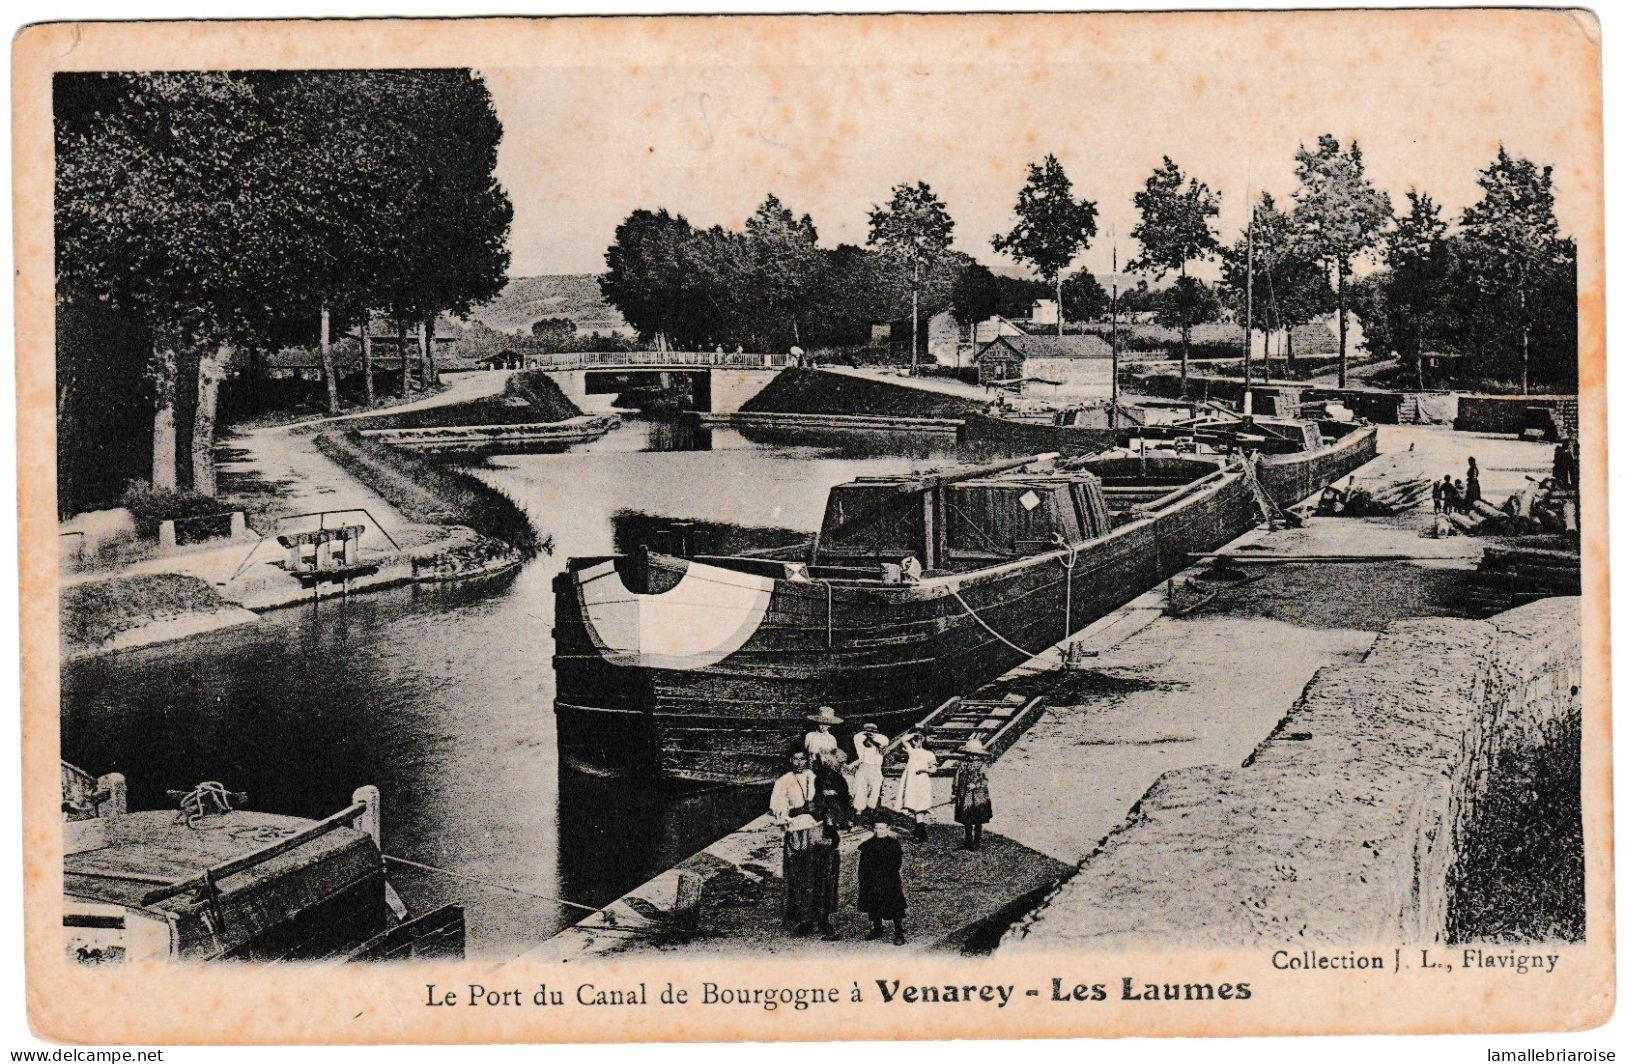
803, 706, 843, 762
952, 739, 993, 850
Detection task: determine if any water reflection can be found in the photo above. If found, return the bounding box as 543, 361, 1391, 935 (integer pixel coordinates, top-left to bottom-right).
643, 414, 712, 452
554, 773, 768, 910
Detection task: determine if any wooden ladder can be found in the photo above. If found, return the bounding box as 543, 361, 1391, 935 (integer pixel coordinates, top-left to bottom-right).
892, 692, 1049, 776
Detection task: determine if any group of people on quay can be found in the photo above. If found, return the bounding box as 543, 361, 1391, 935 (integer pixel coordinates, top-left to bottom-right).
1433, 456, 1483, 514
767, 707, 995, 945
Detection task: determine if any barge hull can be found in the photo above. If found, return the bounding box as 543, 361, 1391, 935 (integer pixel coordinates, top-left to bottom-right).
553, 426, 1377, 784
555, 467, 1257, 783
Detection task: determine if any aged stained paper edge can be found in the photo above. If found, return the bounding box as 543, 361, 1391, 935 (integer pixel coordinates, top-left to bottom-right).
12, 10, 1613, 1044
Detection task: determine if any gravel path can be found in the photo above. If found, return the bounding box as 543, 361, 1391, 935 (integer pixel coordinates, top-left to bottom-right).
218, 369, 515, 525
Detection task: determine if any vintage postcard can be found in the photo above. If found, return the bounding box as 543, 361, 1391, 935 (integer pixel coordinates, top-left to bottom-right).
13, 8, 1611, 1045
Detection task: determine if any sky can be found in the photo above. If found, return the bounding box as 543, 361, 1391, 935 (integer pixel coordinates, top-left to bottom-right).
478, 11, 1598, 280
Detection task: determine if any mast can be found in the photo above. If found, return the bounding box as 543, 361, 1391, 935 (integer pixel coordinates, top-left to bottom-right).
1110, 239, 1120, 429
1243, 183, 1254, 407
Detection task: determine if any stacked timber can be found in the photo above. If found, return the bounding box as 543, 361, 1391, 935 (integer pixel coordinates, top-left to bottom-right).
1463, 539, 1581, 615
1444, 480, 1579, 538
1317, 476, 1431, 517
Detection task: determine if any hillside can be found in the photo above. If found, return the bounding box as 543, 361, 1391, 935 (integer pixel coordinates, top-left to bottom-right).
464, 275, 631, 335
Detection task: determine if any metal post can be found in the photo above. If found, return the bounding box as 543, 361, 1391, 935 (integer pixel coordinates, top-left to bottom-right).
352, 785, 381, 848
96, 773, 127, 819
1244, 187, 1254, 401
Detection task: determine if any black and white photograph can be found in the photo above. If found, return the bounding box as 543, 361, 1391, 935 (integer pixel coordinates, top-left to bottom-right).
15, 7, 1610, 1046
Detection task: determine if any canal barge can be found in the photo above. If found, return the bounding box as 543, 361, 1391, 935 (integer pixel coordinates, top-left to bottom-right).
553, 419, 1376, 784
62, 762, 464, 964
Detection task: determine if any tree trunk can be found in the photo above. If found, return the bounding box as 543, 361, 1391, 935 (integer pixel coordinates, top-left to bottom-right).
1286, 328, 1296, 375
421, 318, 437, 388
398, 318, 410, 394
1055, 274, 1064, 337
319, 304, 340, 415
1415, 341, 1425, 392
150, 344, 178, 492
910, 255, 920, 375
1335, 260, 1348, 389
190, 343, 231, 497
1179, 260, 1190, 396
1520, 289, 1530, 395
361, 318, 375, 406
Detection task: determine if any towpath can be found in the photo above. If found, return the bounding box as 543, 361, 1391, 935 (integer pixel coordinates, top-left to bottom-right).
218, 368, 513, 520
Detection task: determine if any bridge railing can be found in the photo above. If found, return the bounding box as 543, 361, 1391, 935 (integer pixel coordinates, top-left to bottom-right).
517, 350, 794, 371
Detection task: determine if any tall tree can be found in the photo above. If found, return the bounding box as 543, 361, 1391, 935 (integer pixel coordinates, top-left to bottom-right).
744, 194, 822, 349
601, 209, 698, 350
1219, 191, 1294, 373
992, 155, 1098, 336
1458, 147, 1568, 394
1291, 134, 1392, 387
370, 70, 512, 391
867, 181, 956, 373
56, 71, 269, 493
1381, 190, 1455, 387
1129, 156, 1220, 392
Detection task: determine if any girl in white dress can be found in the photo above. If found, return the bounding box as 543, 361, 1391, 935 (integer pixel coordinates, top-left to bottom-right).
896, 733, 938, 837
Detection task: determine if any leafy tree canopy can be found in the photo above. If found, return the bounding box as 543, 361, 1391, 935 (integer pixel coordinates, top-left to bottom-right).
1128, 156, 1220, 278
1291, 134, 1391, 273
992, 154, 1098, 284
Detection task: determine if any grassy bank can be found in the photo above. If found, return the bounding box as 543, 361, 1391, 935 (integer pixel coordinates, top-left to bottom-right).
62, 573, 233, 650
314, 430, 543, 555
1449, 713, 1584, 942
740, 368, 985, 419
358, 369, 583, 430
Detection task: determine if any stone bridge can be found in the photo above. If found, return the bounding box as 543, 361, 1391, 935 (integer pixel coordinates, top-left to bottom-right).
486, 350, 792, 414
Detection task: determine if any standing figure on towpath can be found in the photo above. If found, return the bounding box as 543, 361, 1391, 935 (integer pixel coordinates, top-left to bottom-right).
804, 706, 842, 761
856, 818, 907, 945
952, 739, 993, 851
769, 751, 840, 938
850, 722, 889, 826
896, 732, 938, 838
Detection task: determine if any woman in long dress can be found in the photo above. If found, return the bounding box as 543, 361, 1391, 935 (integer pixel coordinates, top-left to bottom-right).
771, 752, 839, 936
896, 733, 938, 837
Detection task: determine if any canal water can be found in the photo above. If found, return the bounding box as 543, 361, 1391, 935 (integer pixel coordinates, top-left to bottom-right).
60, 402, 992, 957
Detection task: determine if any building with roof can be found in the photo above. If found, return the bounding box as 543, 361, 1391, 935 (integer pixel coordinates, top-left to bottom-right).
875, 308, 1029, 366
974, 334, 1116, 395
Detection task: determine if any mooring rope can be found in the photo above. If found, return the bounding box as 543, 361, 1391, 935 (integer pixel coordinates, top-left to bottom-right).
176, 781, 236, 828
381, 854, 603, 914
949, 586, 1044, 659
